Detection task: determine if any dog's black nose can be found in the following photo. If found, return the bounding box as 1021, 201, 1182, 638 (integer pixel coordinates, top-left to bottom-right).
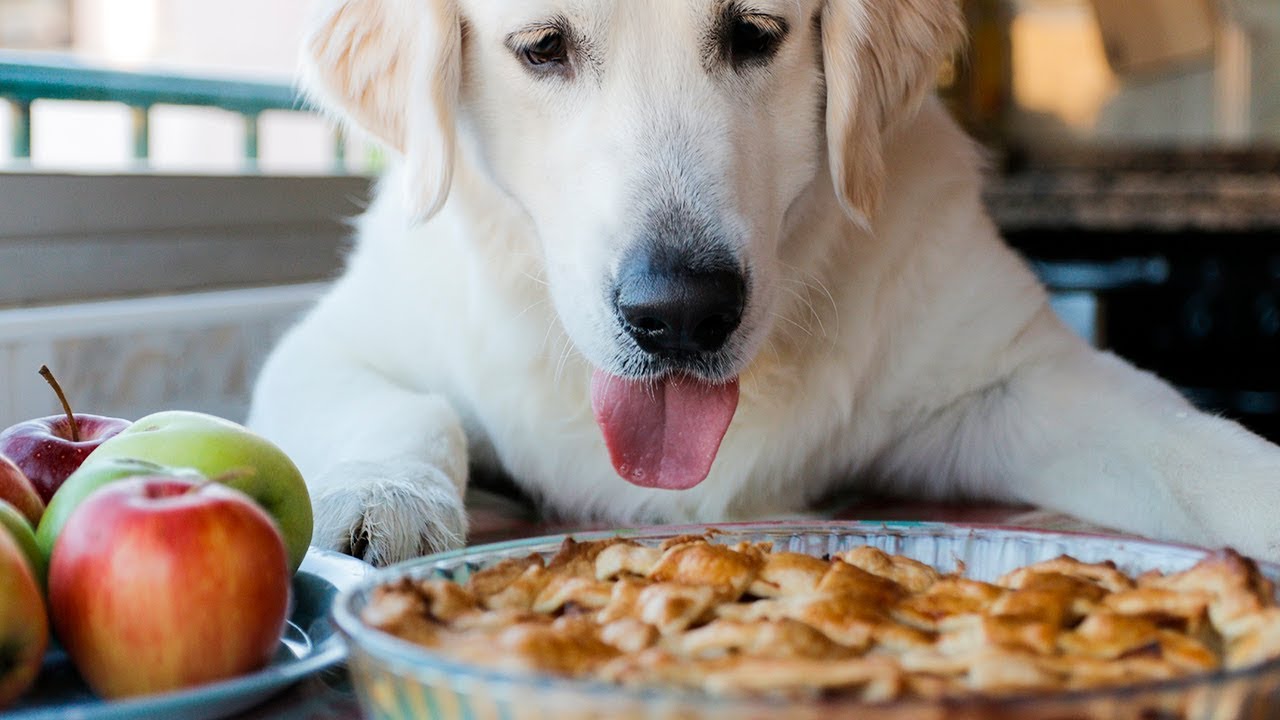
615, 249, 745, 356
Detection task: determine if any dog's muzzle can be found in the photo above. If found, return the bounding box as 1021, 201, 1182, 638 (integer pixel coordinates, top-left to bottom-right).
593, 243, 745, 492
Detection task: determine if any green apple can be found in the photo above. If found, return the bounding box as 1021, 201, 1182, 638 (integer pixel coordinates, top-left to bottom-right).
77, 411, 313, 572
0, 500, 42, 584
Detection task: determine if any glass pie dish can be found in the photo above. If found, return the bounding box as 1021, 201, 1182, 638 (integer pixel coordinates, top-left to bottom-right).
331, 521, 1280, 719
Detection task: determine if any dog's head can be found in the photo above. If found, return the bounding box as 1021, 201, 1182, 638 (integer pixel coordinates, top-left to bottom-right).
303, 0, 963, 490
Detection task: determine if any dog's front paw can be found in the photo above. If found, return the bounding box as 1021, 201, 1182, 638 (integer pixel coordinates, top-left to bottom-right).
309, 459, 466, 566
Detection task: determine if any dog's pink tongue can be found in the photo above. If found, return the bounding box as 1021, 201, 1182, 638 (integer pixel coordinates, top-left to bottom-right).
591, 371, 739, 490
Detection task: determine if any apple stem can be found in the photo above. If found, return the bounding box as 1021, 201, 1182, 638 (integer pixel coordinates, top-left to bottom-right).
38, 365, 80, 442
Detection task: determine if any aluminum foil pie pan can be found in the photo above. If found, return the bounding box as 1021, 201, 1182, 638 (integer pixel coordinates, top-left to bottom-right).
332, 521, 1280, 719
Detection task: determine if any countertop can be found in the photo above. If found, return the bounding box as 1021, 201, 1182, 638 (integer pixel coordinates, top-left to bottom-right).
980, 149, 1280, 233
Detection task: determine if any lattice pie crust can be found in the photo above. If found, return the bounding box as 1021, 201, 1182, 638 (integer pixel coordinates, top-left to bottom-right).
360, 534, 1280, 701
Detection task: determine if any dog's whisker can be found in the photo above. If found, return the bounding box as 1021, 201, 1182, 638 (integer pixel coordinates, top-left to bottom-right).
779, 284, 827, 339
808, 276, 840, 341
780, 262, 840, 340
772, 311, 813, 338
538, 311, 569, 357
764, 336, 783, 365
778, 279, 819, 322
514, 298, 550, 322
558, 345, 576, 384
552, 331, 578, 385
519, 270, 550, 287
538, 324, 558, 357
768, 320, 799, 345
550, 332, 569, 376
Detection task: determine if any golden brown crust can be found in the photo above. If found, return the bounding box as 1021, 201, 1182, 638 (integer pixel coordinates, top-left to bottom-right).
361, 535, 1280, 702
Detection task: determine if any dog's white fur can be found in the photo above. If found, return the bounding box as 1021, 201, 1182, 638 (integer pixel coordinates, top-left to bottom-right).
250, 0, 1280, 566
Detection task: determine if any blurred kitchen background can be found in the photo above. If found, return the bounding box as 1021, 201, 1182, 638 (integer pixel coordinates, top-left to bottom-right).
0, 0, 1278, 445
942, 0, 1280, 444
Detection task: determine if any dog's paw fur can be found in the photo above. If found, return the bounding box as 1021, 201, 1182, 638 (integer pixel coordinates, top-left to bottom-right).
310, 459, 466, 566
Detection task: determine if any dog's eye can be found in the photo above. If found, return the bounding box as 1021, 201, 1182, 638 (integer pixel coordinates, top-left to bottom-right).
522, 31, 569, 68
727, 15, 786, 68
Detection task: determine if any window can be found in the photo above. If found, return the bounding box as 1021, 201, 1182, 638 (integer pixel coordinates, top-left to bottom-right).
0, 0, 371, 425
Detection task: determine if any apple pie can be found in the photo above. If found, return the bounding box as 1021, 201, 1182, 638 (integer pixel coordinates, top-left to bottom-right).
359, 533, 1280, 702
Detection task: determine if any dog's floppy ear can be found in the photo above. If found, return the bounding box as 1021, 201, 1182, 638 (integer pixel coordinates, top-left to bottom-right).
301, 0, 461, 221
821, 0, 964, 227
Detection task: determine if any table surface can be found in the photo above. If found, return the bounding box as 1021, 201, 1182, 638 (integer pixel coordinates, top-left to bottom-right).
236, 492, 1118, 720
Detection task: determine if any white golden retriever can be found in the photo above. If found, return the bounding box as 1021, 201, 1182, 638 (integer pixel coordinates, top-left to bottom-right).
249, 0, 1280, 566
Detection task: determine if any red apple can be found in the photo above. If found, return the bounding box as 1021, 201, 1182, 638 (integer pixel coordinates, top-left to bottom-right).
48, 477, 290, 699
0, 366, 130, 503
0, 525, 48, 709
0, 454, 44, 525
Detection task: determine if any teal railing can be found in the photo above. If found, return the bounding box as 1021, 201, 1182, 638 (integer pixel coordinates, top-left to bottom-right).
0, 51, 344, 171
